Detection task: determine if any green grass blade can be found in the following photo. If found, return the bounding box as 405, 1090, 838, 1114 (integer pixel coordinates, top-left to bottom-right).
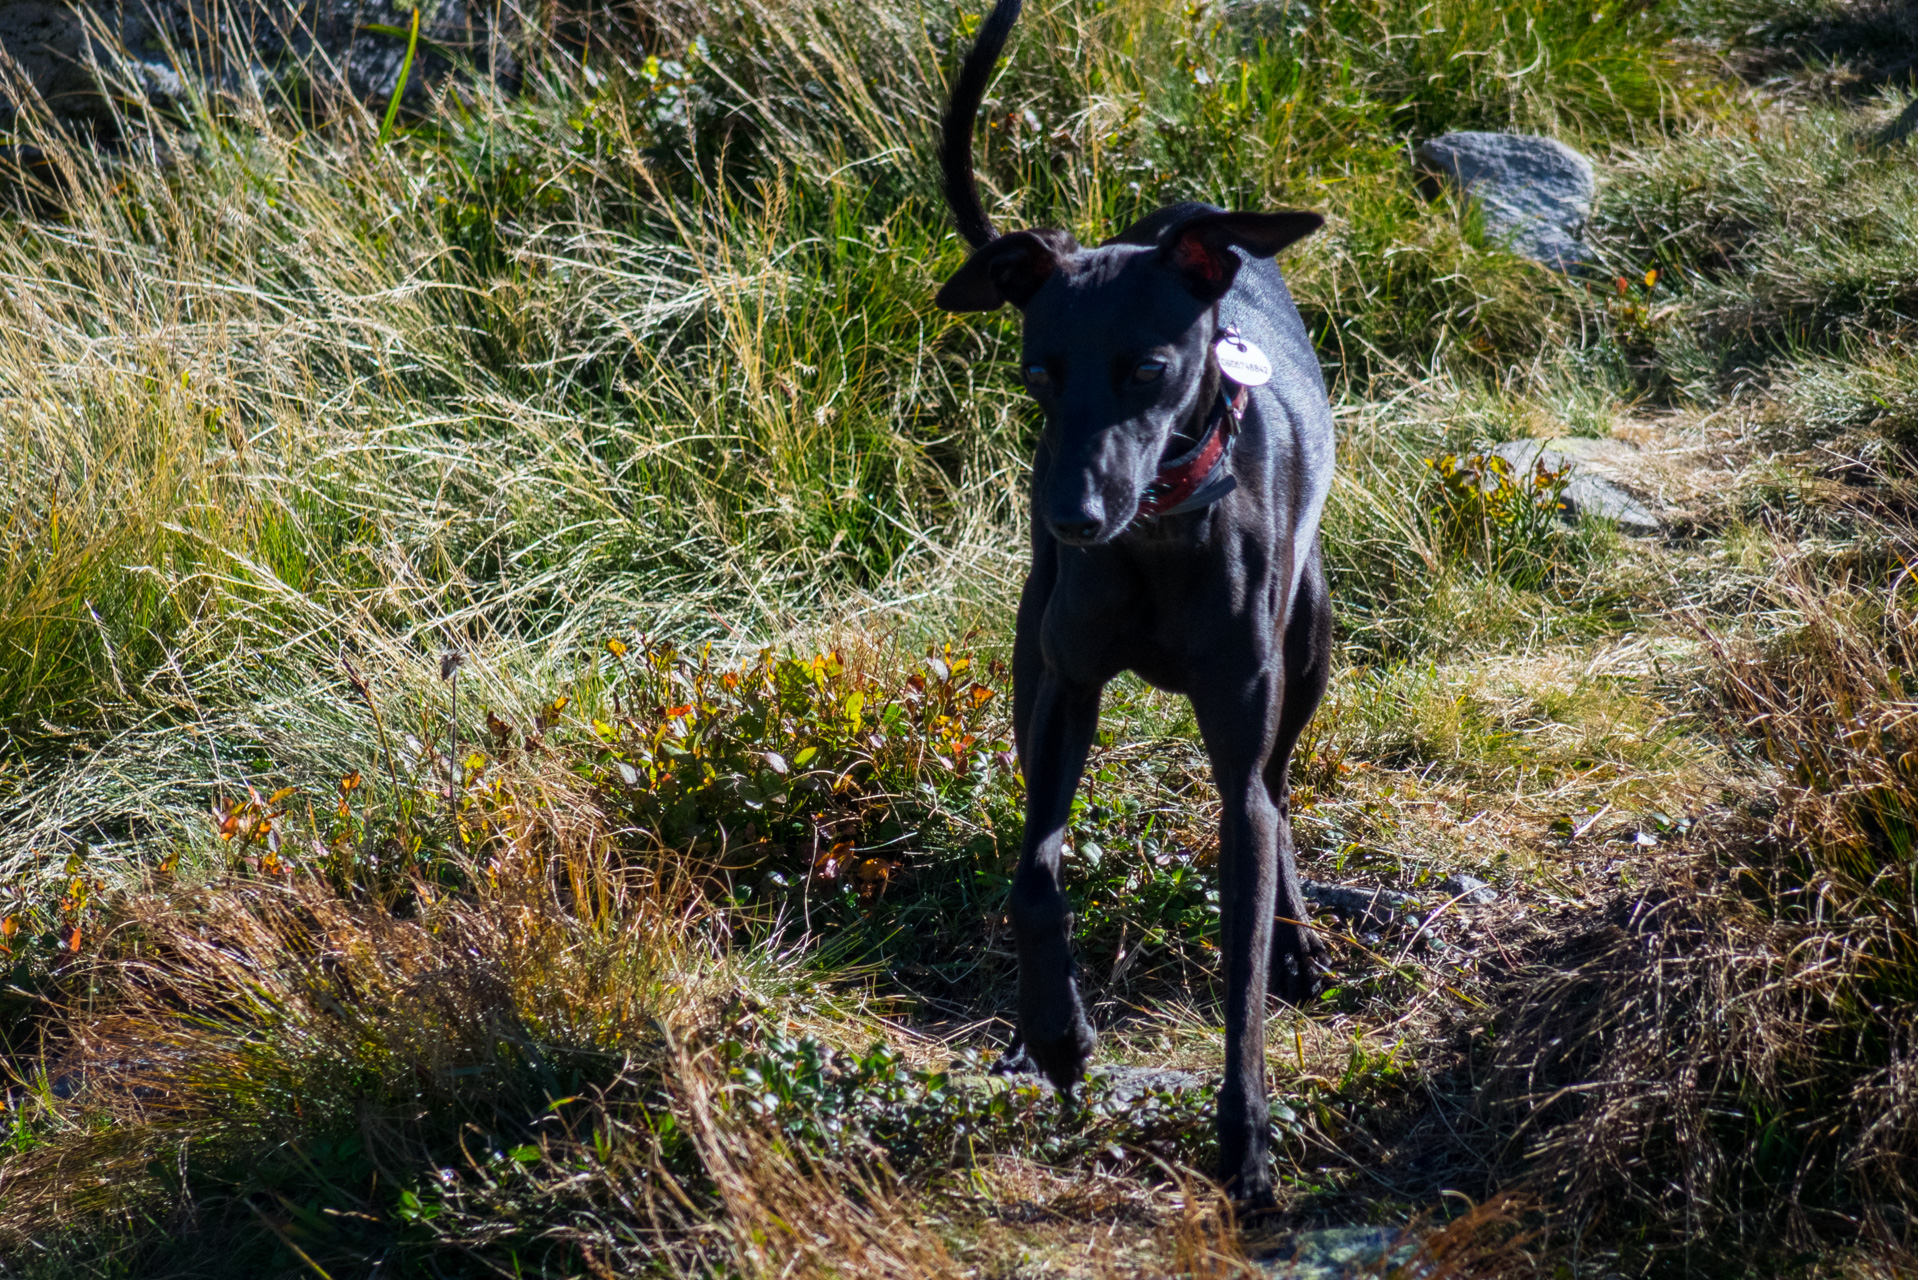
377, 8, 421, 145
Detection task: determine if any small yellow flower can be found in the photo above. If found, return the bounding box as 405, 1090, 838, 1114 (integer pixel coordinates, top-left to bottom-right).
606, 638, 628, 657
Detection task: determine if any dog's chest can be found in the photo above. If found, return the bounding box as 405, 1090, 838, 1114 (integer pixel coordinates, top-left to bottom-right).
1040, 538, 1280, 692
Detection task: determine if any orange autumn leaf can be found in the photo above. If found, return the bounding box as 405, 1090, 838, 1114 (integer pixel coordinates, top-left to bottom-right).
814, 839, 855, 880
853, 858, 892, 898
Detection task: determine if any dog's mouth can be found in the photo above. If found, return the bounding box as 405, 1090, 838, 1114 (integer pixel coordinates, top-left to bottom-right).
1046, 510, 1119, 547
1047, 397, 1227, 546
1045, 476, 1152, 547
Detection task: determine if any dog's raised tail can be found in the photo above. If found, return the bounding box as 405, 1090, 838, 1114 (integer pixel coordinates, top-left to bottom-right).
940, 0, 1023, 250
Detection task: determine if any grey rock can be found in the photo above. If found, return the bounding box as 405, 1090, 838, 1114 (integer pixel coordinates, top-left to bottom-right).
1491, 436, 1663, 534
1301, 879, 1417, 930
1225, 0, 1319, 38
1255, 1226, 1420, 1279
1412, 131, 1597, 271
1089, 1063, 1201, 1104
50, 1055, 162, 1101
961, 1063, 1202, 1104
1875, 97, 1918, 147
0, 0, 516, 137
1438, 873, 1498, 906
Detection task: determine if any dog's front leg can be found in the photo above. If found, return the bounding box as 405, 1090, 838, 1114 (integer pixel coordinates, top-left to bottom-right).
1193, 671, 1283, 1207
1008, 672, 1101, 1093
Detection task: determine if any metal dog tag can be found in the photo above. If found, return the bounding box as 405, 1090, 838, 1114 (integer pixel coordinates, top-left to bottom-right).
1214, 331, 1272, 386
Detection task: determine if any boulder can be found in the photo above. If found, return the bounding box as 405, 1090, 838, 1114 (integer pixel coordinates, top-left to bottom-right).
1492, 436, 1663, 534
1412, 131, 1597, 272
0, 0, 515, 137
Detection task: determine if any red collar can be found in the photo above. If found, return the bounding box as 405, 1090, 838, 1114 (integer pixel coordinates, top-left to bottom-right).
1131, 381, 1248, 524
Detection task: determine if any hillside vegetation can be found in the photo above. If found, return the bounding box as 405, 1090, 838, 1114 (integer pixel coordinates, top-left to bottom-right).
1, 0, 1916, 1275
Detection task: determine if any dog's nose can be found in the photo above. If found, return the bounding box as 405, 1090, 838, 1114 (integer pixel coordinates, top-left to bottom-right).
1048, 515, 1104, 544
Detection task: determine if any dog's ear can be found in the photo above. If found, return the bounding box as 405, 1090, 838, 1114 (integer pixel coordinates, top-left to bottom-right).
936, 229, 1077, 312
1159, 211, 1323, 301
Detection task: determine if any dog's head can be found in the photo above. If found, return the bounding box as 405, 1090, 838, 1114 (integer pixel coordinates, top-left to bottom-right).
935, 209, 1321, 545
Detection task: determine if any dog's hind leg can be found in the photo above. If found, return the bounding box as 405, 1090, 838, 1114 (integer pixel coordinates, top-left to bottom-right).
1265, 539, 1333, 1002
1008, 665, 1101, 1094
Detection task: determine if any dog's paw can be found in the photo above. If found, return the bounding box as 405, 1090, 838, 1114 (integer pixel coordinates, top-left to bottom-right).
1269, 920, 1329, 1004
1018, 1007, 1096, 1094
1229, 1180, 1280, 1219
990, 1033, 1038, 1077
1219, 1137, 1277, 1211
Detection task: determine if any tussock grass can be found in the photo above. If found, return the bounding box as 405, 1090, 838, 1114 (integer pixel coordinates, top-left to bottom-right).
1479, 375, 1918, 1268
1589, 95, 1918, 398
0, 847, 970, 1277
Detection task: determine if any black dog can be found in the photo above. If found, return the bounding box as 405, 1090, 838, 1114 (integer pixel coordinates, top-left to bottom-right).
932, 0, 1335, 1205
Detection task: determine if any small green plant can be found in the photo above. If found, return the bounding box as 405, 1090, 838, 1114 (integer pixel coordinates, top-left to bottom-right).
1425, 449, 1574, 589
585, 636, 1014, 913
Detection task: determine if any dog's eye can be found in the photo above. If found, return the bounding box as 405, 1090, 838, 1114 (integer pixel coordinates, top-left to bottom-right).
1024, 365, 1052, 390
1131, 358, 1167, 384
